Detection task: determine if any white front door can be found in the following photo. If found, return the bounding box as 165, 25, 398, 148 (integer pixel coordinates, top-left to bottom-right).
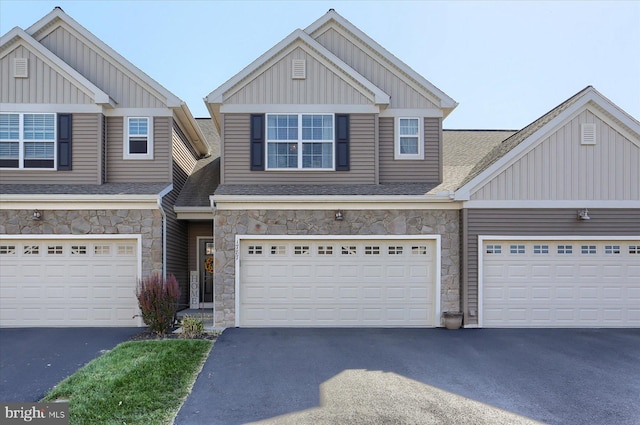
238, 237, 440, 327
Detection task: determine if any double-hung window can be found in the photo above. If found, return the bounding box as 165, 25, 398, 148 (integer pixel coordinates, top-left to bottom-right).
395, 117, 423, 160
266, 113, 334, 169
0, 113, 56, 169
124, 117, 153, 159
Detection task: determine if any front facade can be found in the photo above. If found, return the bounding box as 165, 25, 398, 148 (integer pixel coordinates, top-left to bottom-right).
0, 8, 208, 327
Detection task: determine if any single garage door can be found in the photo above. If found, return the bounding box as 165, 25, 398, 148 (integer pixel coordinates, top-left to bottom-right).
0, 237, 140, 327
238, 237, 439, 327
481, 238, 640, 327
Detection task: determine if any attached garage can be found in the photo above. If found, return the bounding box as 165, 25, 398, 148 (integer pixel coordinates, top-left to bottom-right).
237, 236, 440, 327
480, 237, 640, 327
0, 236, 142, 327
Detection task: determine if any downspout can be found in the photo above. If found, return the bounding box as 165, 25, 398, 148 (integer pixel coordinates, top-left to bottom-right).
157, 196, 167, 278
211, 197, 217, 328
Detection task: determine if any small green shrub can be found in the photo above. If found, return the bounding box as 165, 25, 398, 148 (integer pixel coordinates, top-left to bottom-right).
136, 274, 180, 336
180, 315, 205, 339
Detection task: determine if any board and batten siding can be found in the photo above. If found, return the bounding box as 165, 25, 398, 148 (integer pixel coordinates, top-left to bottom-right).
37, 26, 166, 108
378, 117, 441, 184
0, 113, 102, 184
462, 208, 640, 326
312, 27, 439, 110
471, 110, 640, 201
225, 47, 371, 105
1, 45, 93, 104
222, 113, 376, 184
106, 116, 172, 183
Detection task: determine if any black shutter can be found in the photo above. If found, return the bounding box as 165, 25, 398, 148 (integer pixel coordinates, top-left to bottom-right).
335, 114, 350, 171
250, 114, 265, 171
57, 113, 72, 170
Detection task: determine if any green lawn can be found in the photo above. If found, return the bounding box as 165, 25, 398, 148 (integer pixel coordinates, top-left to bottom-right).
43, 339, 212, 425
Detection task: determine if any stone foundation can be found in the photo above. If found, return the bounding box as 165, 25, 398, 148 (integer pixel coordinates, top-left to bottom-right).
214, 209, 460, 327
0, 209, 163, 277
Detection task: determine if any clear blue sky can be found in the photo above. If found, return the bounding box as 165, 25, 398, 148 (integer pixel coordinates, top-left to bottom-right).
1, 0, 638, 129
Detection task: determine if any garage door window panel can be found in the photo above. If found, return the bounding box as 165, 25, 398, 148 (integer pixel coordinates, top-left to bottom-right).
557, 245, 573, 254
24, 245, 39, 255
581, 245, 596, 254
0, 245, 16, 255
629, 246, 639, 254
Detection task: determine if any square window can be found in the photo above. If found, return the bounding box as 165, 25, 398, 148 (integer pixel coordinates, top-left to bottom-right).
604, 245, 620, 254
294, 245, 310, 255
318, 246, 333, 255
24, 245, 39, 255
341, 246, 357, 255
388, 246, 403, 255
247, 245, 263, 255
581, 245, 596, 254
0, 245, 16, 255
365, 246, 380, 255
558, 245, 573, 254
533, 245, 549, 254
0, 113, 55, 169
48, 245, 64, 255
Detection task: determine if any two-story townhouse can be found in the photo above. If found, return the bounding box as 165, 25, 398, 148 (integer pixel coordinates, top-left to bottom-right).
0, 8, 209, 327
198, 10, 462, 328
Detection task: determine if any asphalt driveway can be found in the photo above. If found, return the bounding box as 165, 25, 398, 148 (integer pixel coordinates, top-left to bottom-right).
176, 328, 640, 425
0, 327, 140, 402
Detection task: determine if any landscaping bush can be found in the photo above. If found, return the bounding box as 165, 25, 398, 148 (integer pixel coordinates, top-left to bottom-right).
180, 315, 205, 339
136, 274, 180, 335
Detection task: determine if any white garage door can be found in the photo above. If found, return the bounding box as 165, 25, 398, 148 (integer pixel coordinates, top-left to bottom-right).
0, 237, 141, 327
481, 238, 640, 327
238, 237, 439, 327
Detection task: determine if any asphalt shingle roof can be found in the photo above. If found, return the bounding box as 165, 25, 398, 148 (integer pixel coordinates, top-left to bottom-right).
0, 182, 171, 196
214, 183, 439, 196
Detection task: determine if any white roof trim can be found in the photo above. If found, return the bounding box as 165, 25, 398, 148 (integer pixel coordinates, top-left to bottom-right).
0, 27, 111, 105
455, 87, 640, 201
305, 10, 458, 111
206, 29, 390, 106
26, 8, 182, 108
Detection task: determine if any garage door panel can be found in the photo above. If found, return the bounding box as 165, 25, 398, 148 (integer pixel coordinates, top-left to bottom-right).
483, 239, 639, 327
0, 238, 139, 327
240, 238, 437, 327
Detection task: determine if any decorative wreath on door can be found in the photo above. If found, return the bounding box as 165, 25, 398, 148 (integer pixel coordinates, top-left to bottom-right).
204, 256, 214, 274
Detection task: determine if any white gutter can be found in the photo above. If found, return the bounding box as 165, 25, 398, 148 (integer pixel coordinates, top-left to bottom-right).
212, 194, 455, 203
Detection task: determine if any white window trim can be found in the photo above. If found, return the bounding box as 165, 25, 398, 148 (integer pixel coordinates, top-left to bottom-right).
124, 116, 153, 160
394, 116, 424, 160
0, 112, 57, 170
265, 113, 335, 171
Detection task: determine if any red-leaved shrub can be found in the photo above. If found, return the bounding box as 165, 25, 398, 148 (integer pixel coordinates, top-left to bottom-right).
136, 274, 181, 335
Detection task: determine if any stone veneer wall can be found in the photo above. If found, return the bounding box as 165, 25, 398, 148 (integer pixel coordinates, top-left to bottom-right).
214, 209, 460, 327
0, 209, 163, 277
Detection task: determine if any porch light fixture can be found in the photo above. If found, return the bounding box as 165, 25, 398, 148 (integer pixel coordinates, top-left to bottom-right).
335, 210, 344, 221
578, 208, 590, 221
32, 209, 42, 221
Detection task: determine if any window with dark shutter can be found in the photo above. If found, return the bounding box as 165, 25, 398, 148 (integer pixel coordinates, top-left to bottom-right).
335, 114, 350, 171
250, 114, 265, 171
57, 113, 72, 170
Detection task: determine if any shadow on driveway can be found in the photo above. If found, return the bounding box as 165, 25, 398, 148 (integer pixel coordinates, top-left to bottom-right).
175, 328, 640, 425
0, 327, 140, 402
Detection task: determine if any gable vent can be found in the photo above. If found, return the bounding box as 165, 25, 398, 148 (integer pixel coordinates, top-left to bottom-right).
581, 123, 596, 145
292, 59, 306, 79
13, 58, 28, 78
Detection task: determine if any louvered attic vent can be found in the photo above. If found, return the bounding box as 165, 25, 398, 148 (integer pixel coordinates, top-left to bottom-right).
292, 59, 306, 79
581, 123, 596, 145
13, 58, 28, 78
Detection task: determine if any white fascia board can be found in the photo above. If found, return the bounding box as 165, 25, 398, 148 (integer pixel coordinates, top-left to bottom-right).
220, 104, 380, 114
305, 10, 458, 110
0, 27, 110, 105
174, 207, 215, 220
455, 90, 595, 201
26, 9, 182, 108
379, 109, 444, 118
463, 200, 640, 209
0, 198, 161, 210
456, 89, 640, 201
206, 29, 390, 106
213, 196, 461, 211
173, 104, 210, 156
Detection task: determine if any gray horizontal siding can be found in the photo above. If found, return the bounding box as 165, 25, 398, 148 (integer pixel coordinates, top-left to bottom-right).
1, 45, 93, 104
38, 26, 165, 108
0, 113, 101, 184
106, 116, 172, 183
379, 117, 441, 184
222, 113, 376, 184
463, 208, 640, 326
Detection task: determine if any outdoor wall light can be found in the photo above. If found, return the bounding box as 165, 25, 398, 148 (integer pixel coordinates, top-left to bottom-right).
578, 208, 590, 220
32, 209, 42, 220
335, 210, 344, 221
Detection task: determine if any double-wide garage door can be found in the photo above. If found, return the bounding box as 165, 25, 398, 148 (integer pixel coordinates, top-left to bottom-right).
238, 237, 439, 327
0, 237, 140, 327
482, 238, 640, 327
